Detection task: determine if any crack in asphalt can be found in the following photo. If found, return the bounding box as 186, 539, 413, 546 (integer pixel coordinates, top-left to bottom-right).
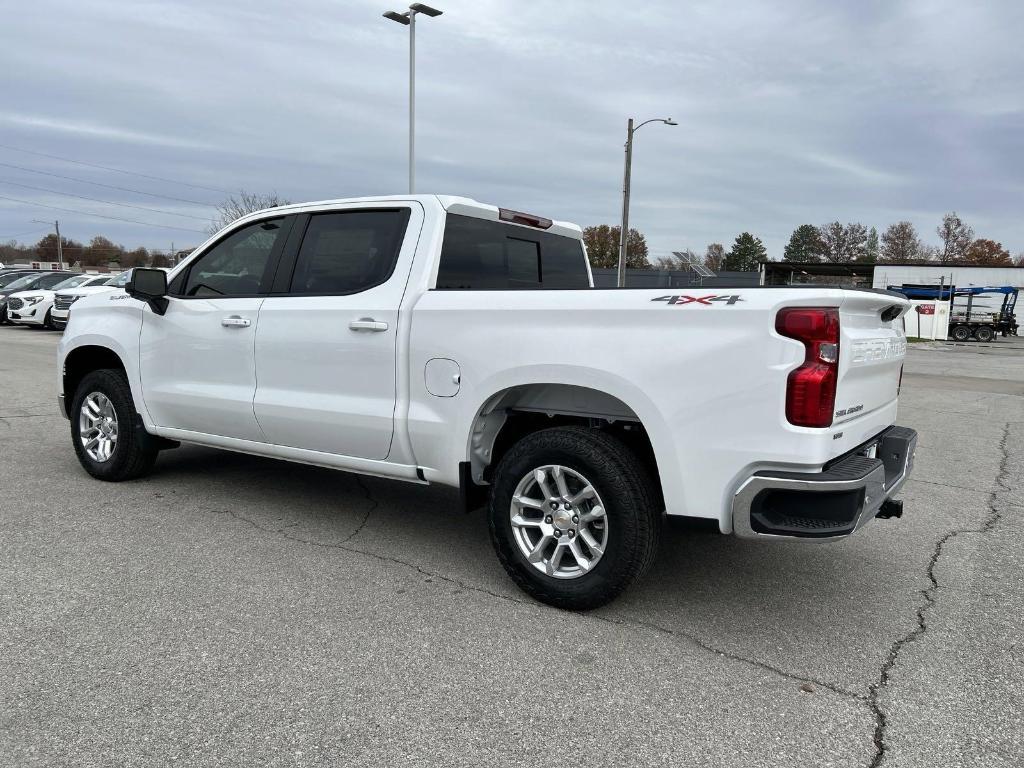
908, 477, 995, 493
205, 498, 865, 705
343, 476, 378, 544
866, 421, 1012, 768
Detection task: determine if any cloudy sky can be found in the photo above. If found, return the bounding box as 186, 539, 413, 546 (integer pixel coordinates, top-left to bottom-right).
2, 0, 1022, 260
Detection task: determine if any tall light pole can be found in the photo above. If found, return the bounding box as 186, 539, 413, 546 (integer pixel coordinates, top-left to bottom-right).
384, 3, 443, 194
616, 117, 677, 287
32, 218, 63, 269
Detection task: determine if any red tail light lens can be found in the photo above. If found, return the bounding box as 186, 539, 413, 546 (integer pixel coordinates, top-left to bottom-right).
776, 307, 840, 428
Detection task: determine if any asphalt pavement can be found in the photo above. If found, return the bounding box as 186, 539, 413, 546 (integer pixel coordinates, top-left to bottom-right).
1, 325, 1021, 767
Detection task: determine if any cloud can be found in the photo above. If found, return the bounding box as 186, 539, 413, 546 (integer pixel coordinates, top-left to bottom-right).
0, 0, 1021, 257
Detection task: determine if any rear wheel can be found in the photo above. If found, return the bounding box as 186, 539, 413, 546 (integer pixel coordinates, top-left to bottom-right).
950, 324, 972, 342
974, 325, 995, 342
488, 426, 660, 610
71, 369, 159, 481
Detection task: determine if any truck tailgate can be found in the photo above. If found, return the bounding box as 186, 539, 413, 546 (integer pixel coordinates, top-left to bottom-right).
835, 291, 908, 432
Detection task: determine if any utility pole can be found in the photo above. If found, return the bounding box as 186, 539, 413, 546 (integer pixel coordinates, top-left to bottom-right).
55, 220, 63, 270
615, 117, 677, 287
384, 4, 443, 194
32, 218, 63, 269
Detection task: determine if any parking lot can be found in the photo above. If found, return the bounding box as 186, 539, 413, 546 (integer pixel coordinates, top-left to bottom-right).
2, 325, 1022, 767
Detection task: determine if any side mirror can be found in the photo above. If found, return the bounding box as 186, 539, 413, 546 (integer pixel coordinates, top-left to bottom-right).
126, 268, 169, 315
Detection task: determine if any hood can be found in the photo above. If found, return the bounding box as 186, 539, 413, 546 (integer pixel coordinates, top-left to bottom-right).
55, 284, 118, 298
8, 289, 57, 301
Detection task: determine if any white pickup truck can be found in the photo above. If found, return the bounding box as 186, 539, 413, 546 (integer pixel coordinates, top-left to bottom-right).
57, 195, 916, 609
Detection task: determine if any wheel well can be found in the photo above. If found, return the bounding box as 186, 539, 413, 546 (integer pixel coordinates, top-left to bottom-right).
63, 346, 126, 403
468, 384, 664, 508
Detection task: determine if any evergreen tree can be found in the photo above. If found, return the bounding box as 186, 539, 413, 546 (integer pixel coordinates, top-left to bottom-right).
783, 225, 823, 262
724, 232, 767, 271
863, 227, 879, 263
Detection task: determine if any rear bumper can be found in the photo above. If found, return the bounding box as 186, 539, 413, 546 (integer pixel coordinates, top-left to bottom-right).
732, 426, 917, 540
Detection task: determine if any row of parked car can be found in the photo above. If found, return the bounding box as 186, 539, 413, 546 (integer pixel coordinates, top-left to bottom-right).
0, 267, 132, 330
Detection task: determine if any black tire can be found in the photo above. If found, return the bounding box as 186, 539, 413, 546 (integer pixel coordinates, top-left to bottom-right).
974, 325, 995, 343
951, 324, 971, 342
488, 426, 660, 610
43, 308, 54, 330
70, 368, 159, 481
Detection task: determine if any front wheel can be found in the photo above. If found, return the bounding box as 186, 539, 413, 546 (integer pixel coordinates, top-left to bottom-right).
488, 426, 660, 610
71, 369, 159, 481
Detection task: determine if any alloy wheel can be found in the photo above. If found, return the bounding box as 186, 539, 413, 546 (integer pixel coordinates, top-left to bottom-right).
509, 465, 609, 579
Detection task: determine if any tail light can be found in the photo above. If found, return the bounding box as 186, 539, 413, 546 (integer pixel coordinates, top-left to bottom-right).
776, 307, 840, 428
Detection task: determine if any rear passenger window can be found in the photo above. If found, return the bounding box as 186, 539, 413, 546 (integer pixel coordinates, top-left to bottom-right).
289, 210, 410, 294
436, 214, 589, 290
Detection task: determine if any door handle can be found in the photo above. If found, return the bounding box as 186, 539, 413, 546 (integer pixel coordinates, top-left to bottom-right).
349, 318, 389, 332
222, 316, 251, 328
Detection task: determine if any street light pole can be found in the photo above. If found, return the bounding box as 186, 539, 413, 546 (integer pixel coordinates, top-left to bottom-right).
384, 3, 443, 194
408, 10, 415, 194
616, 117, 677, 287
616, 119, 634, 289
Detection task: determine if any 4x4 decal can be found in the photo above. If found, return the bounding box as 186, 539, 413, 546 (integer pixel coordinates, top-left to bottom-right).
651, 294, 744, 306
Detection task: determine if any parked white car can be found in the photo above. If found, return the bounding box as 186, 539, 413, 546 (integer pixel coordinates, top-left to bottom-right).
6, 273, 108, 328
51, 271, 129, 330
57, 195, 917, 609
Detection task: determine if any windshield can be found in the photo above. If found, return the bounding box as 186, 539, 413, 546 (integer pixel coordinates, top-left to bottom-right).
2, 274, 40, 292
0, 272, 34, 288
108, 270, 131, 288
52, 275, 91, 291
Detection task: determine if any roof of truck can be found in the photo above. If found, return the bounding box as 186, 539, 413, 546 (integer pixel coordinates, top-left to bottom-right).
243, 195, 583, 240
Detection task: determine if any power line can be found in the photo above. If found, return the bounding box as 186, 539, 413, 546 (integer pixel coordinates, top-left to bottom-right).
0, 179, 213, 222
0, 194, 209, 234
0, 161, 214, 207
0, 226, 51, 239
0, 142, 234, 195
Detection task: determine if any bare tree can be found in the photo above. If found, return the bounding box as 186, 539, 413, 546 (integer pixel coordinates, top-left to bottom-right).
818, 222, 848, 262
880, 221, 923, 263
936, 212, 973, 263
704, 243, 725, 271
655, 251, 689, 269
818, 222, 867, 262
846, 223, 868, 262
210, 190, 290, 233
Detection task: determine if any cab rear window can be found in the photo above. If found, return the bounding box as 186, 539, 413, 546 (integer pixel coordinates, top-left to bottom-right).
436, 214, 588, 290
